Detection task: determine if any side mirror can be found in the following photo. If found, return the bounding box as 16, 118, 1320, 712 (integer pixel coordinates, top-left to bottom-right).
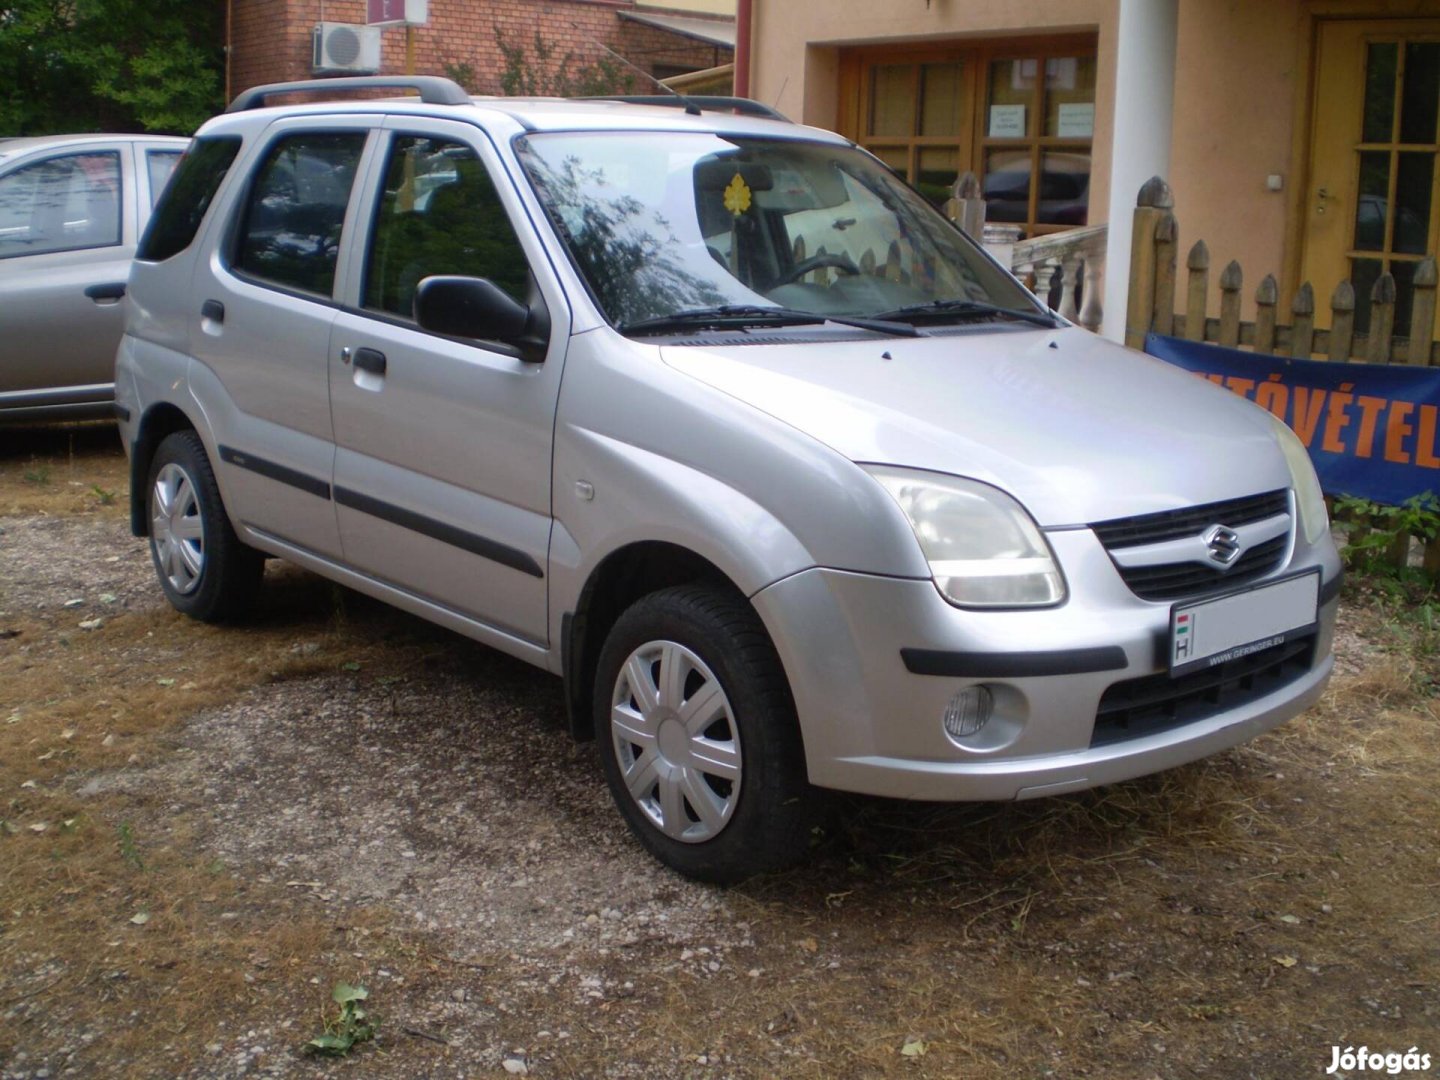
415, 275, 537, 351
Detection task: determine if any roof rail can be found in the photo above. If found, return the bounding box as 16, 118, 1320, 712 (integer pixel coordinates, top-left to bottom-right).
587, 95, 791, 122
226, 76, 471, 114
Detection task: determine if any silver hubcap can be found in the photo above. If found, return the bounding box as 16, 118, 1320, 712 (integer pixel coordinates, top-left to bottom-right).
611, 640, 742, 844
151, 463, 205, 595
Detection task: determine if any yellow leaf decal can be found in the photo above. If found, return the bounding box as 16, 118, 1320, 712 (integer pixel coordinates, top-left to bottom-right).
724, 173, 752, 216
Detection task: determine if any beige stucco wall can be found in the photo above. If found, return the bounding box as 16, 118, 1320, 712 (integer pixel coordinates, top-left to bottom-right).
636, 0, 736, 15
748, 0, 1331, 319
1169, 1, 1304, 311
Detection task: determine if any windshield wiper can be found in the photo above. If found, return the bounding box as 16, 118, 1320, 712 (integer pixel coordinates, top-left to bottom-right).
619, 304, 921, 338
874, 298, 1060, 329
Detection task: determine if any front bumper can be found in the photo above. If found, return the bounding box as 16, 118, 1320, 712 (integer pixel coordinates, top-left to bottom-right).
751, 526, 1339, 801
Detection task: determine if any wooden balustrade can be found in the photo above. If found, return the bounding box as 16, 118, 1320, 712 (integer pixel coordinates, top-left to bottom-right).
1124, 175, 1440, 577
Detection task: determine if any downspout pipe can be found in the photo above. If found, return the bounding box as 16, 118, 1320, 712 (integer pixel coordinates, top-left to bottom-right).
225, 0, 233, 104
735, 0, 753, 98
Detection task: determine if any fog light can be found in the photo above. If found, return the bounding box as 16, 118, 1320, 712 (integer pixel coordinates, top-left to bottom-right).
942, 686, 993, 740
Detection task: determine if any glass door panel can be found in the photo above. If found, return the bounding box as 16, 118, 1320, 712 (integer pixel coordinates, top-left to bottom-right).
920, 63, 964, 136
1306, 21, 1440, 335
917, 147, 960, 208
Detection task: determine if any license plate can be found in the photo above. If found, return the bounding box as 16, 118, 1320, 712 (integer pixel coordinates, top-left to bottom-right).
1169, 570, 1320, 677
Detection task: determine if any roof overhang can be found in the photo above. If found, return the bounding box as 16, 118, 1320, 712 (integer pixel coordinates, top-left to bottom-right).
618, 11, 736, 49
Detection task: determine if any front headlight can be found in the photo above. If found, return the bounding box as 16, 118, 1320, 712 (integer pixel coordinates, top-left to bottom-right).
1273, 421, 1329, 545
865, 466, 1066, 608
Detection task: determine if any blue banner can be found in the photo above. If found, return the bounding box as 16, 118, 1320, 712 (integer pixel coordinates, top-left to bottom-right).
1145, 333, 1440, 506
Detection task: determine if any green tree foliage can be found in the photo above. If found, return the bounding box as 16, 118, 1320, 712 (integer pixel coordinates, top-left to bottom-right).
0, 0, 223, 135
443, 29, 637, 98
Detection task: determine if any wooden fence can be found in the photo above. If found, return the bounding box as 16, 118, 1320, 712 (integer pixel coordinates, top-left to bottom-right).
1123, 176, 1440, 578
1124, 177, 1439, 364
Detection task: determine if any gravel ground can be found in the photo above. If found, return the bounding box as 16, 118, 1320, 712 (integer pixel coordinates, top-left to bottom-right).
2, 514, 772, 1078
2, 509, 1425, 1080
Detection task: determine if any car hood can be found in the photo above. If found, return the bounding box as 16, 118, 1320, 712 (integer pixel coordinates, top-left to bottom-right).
660, 325, 1292, 528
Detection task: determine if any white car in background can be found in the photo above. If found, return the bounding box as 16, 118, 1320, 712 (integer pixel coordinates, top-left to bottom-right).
0, 133, 188, 421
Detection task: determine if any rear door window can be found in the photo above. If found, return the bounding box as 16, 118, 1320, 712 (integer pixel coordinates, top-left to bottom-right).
234, 132, 368, 298
0, 150, 121, 259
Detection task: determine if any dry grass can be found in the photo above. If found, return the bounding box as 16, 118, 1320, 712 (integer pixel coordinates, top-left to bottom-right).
0, 426, 456, 1076
0, 422, 128, 517
2, 428, 1438, 1078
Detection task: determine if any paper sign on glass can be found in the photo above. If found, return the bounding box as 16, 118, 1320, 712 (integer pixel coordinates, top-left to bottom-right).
1057, 103, 1095, 138
989, 105, 1026, 138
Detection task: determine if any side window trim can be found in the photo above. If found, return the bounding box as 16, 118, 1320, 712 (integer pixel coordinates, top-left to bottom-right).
220, 120, 378, 305
335, 300, 528, 361
0, 147, 125, 260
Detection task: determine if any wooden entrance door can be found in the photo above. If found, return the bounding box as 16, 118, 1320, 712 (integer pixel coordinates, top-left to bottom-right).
1301, 18, 1440, 333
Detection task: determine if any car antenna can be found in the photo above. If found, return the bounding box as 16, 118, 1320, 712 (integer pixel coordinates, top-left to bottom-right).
772, 76, 789, 111
576, 28, 703, 116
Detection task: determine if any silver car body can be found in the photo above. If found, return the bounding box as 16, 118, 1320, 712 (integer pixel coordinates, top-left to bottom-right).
116, 92, 1340, 806
0, 133, 188, 420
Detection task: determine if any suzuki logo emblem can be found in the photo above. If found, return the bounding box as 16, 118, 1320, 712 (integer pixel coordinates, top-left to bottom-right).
1204, 524, 1242, 565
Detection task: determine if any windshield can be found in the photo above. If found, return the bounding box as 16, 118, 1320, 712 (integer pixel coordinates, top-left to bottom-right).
515, 132, 1039, 330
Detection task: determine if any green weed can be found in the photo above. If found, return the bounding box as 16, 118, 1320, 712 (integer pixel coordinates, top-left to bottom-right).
117, 821, 144, 870
1334, 492, 1439, 575
304, 982, 376, 1057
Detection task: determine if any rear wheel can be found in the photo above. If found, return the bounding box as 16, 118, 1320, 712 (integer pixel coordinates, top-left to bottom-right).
594, 585, 813, 883
147, 430, 263, 622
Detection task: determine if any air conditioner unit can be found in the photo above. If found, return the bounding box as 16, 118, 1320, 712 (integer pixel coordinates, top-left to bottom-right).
312, 23, 382, 75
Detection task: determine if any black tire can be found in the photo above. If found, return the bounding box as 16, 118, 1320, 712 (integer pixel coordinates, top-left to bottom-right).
594, 584, 814, 884
146, 430, 263, 622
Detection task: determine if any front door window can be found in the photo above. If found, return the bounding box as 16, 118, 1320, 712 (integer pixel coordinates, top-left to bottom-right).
363, 135, 532, 323
0, 151, 121, 258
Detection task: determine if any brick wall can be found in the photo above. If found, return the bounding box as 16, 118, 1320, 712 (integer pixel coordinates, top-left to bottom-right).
230, 0, 730, 100
618, 19, 729, 78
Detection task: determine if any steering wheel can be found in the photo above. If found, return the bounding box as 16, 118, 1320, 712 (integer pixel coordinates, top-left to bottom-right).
771, 253, 861, 287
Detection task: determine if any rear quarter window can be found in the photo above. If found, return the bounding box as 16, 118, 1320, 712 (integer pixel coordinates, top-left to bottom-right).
145, 150, 184, 207
138, 136, 242, 262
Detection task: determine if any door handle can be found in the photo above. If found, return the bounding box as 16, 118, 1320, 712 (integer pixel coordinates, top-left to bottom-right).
201, 299, 225, 323
353, 347, 387, 376
84, 281, 126, 302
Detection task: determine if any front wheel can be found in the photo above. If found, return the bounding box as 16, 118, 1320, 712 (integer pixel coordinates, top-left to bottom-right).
594, 585, 813, 883
147, 430, 263, 622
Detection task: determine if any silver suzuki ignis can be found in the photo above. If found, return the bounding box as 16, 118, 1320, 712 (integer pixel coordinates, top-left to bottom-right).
117, 78, 1340, 882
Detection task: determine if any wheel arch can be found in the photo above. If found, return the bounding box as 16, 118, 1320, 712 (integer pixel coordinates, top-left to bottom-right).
563, 541, 783, 744
129, 402, 200, 536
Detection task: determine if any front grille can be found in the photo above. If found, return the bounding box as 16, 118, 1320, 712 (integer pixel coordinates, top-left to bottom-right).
1091, 635, 1315, 748
1091, 490, 1289, 548
1091, 490, 1291, 602
1114, 534, 1289, 601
